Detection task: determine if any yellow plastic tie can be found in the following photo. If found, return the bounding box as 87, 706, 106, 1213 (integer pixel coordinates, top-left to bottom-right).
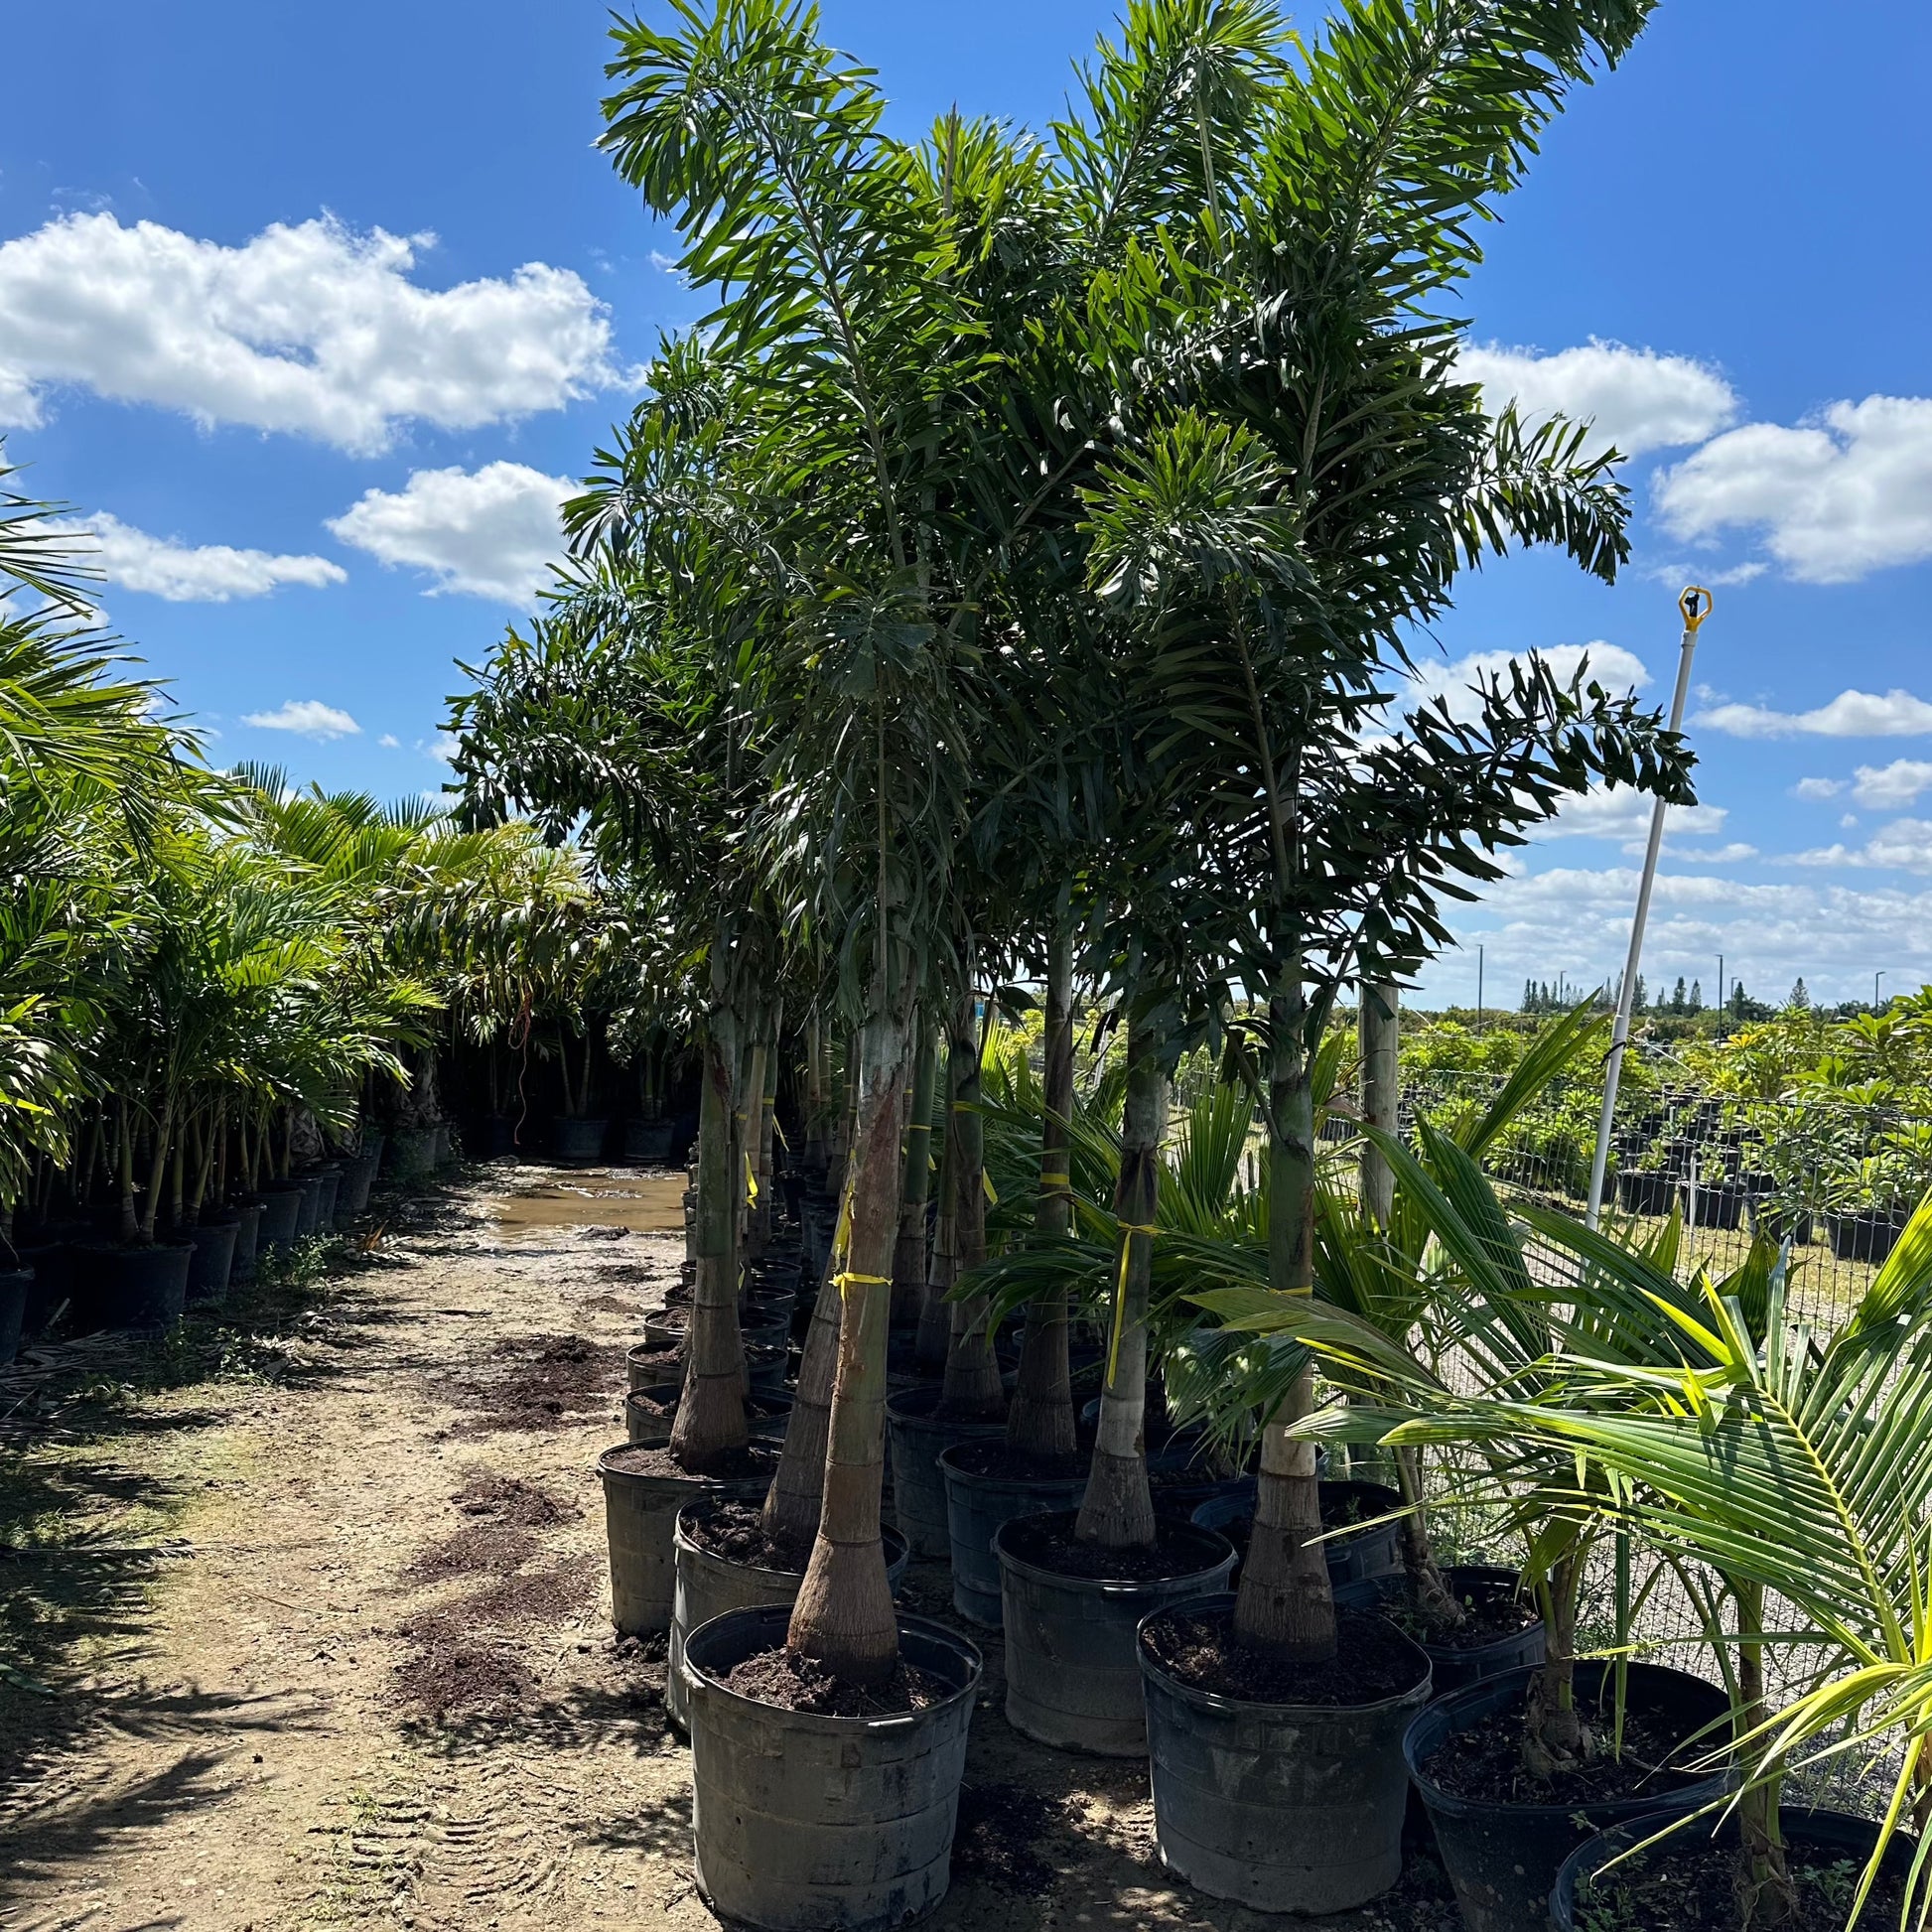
833, 1270, 893, 1301
1038, 1172, 1071, 1188
1105, 1221, 1160, 1385
744, 1152, 759, 1203
982, 1170, 999, 1205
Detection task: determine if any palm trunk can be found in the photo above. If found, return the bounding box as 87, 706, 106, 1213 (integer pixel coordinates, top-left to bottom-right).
1358, 981, 1398, 1227
740, 1035, 768, 1259
669, 1000, 750, 1474
891, 1020, 938, 1328
1007, 923, 1077, 1458
1232, 951, 1335, 1659
786, 978, 916, 1683
140, 1098, 173, 1245
802, 1010, 829, 1175
116, 1096, 140, 1245
1075, 1007, 1165, 1547
760, 1208, 848, 1552
754, 1029, 777, 1253
937, 990, 1004, 1422
1524, 1554, 1591, 1774
915, 1040, 958, 1373
1732, 1583, 1798, 1926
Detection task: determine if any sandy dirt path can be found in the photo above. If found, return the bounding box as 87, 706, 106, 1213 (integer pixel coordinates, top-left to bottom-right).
0, 1165, 1452, 1932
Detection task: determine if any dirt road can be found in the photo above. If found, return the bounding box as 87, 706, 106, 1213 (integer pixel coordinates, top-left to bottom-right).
0, 1166, 1452, 1932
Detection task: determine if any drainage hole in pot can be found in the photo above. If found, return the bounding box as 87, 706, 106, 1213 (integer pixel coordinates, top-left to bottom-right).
1424, 1697, 1714, 1805
1576, 1835, 1900, 1932
1002, 1512, 1218, 1583
724, 1644, 950, 1717
1141, 1605, 1425, 1704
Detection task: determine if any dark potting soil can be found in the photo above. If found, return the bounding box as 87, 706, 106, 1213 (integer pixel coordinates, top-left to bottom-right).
455, 1332, 626, 1432
1422, 1695, 1710, 1805
406, 1522, 540, 1583
1200, 1491, 1385, 1554
944, 1439, 1089, 1483
451, 1471, 577, 1527
1002, 1512, 1221, 1584
1143, 1605, 1424, 1706
601, 1442, 778, 1482
1386, 1574, 1538, 1651
628, 1347, 683, 1377
1574, 1836, 1904, 1932
682, 1496, 809, 1574
393, 1638, 534, 1718
723, 1644, 949, 1717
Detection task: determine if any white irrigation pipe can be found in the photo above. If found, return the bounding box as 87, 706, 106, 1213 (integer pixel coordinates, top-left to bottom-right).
1586, 587, 1713, 1230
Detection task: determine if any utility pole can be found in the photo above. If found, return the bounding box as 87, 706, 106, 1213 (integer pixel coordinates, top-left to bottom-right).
1587, 588, 1714, 1230
1476, 945, 1484, 1025
1717, 953, 1725, 1039
1876, 971, 1886, 1013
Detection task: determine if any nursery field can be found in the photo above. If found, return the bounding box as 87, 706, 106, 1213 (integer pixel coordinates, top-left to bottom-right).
0, 1164, 1462, 1932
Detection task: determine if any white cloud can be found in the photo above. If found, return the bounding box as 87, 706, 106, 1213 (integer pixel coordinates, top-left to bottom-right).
326, 462, 568, 605
1842, 813, 1861, 830
1431, 864, 1932, 1009
1530, 784, 1730, 849
0, 212, 621, 454
378, 733, 400, 749
1643, 558, 1767, 589
1407, 641, 1651, 726
1696, 688, 1932, 739
1792, 776, 1846, 801
241, 699, 359, 742
1457, 340, 1737, 456
421, 733, 461, 764
1784, 818, 1932, 874
1655, 396, 1932, 583
41, 510, 344, 603
1852, 759, 1932, 810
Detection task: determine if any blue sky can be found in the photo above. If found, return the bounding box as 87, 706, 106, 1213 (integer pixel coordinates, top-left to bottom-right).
5, 1, 1932, 1007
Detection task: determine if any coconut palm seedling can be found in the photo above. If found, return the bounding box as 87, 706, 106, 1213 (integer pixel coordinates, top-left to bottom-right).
1350, 1182, 1932, 1931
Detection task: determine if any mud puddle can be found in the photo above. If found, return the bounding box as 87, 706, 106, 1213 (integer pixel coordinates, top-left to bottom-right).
491, 1169, 684, 1237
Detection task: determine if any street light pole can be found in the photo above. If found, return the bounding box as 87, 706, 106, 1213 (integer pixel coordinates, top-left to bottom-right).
1876, 970, 1886, 1013
1587, 588, 1713, 1230
1477, 944, 1484, 1025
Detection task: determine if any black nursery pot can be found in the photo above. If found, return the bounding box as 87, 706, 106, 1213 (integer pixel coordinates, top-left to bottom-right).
682, 1605, 982, 1932
228, 1198, 265, 1286
884, 1384, 1005, 1560
0, 1267, 28, 1366
183, 1216, 239, 1308
255, 1182, 304, 1256
1331, 1565, 1545, 1697
1138, 1592, 1432, 1914
1615, 1170, 1681, 1217
995, 1511, 1237, 1755
14, 1240, 75, 1338
1828, 1207, 1907, 1264
1404, 1659, 1734, 1932
939, 1441, 1089, 1627
74, 1241, 194, 1333
552, 1116, 609, 1164
623, 1117, 677, 1164
1551, 1805, 1912, 1932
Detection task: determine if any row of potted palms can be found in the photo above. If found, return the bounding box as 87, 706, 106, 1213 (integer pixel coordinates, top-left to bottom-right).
0, 467, 613, 1347
444, 0, 1717, 1925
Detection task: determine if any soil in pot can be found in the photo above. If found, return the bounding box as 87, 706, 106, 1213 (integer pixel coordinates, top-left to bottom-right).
1138, 1593, 1433, 1915
1143, 1602, 1424, 1705
1333, 1566, 1544, 1695
995, 1512, 1236, 1755
667, 1500, 912, 1728
1407, 1660, 1735, 1932
1190, 1478, 1404, 1587
683, 1606, 982, 1932
1555, 1806, 1911, 1932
